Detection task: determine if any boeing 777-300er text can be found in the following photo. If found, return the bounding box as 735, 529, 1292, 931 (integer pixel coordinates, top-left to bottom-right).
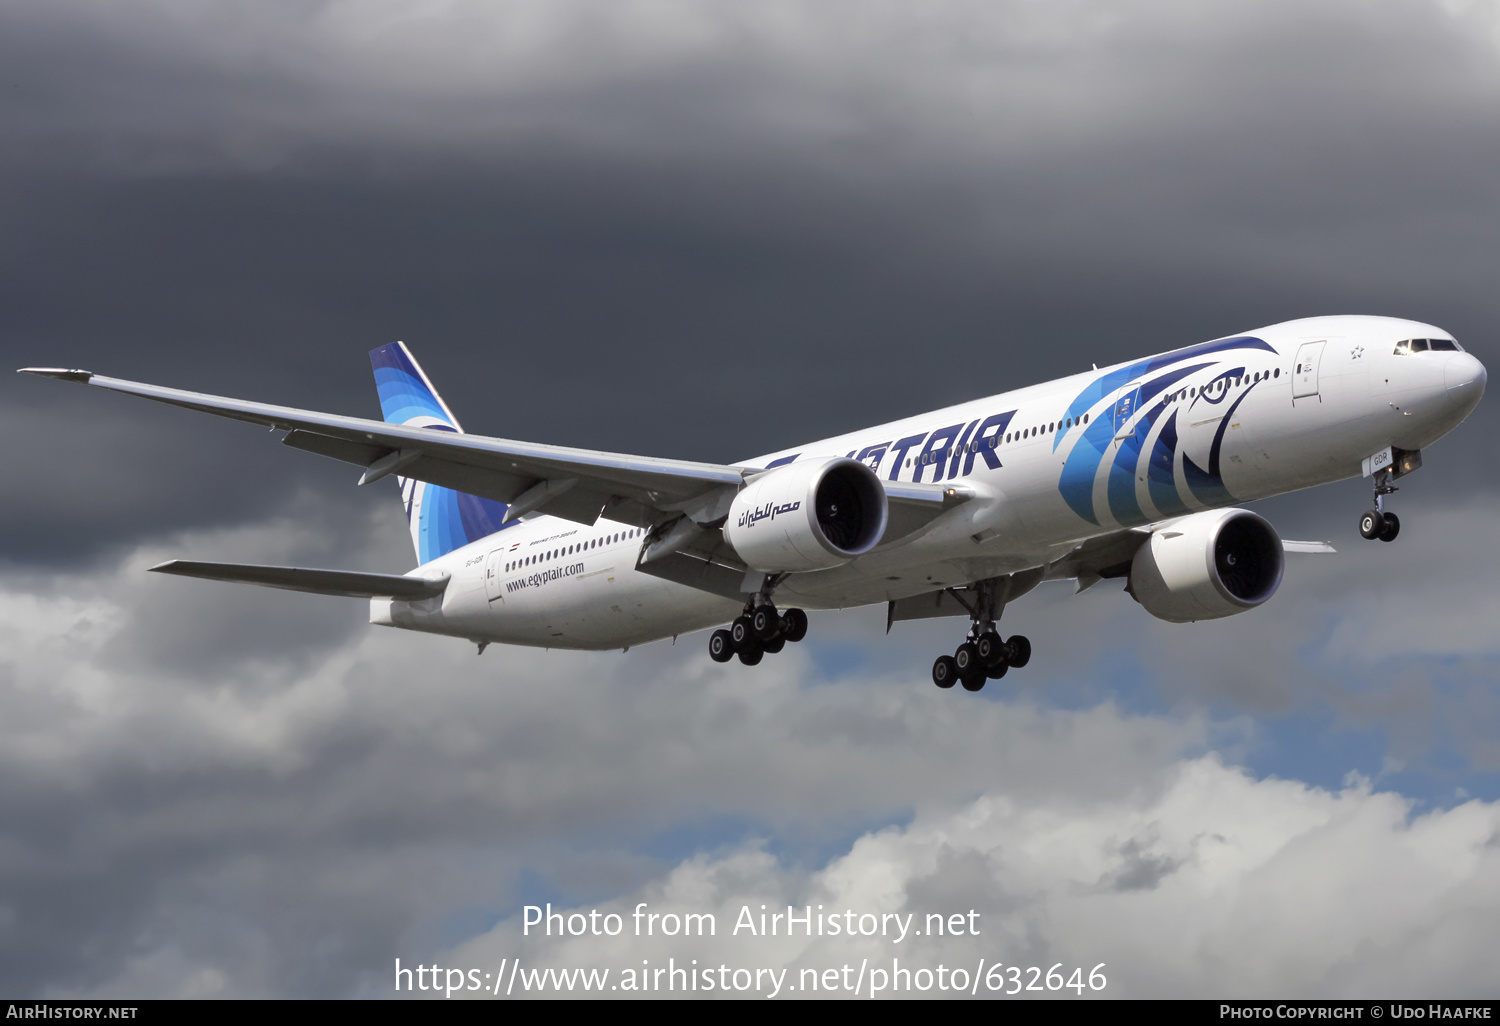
21, 315, 1486, 690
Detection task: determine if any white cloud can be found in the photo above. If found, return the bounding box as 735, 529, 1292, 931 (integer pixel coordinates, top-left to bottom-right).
448, 755, 1500, 998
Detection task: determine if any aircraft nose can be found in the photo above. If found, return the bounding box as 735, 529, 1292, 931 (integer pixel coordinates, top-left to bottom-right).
1444, 352, 1487, 405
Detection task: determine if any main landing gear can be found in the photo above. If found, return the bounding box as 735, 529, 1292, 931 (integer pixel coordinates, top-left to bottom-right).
931, 632, 1030, 692
1358, 468, 1401, 543
928, 577, 1031, 693
708, 591, 809, 666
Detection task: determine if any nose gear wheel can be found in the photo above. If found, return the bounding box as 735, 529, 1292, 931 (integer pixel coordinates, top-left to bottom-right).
1360, 469, 1402, 543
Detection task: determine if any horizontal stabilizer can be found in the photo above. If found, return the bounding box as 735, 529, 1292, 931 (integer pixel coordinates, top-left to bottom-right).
149, 560, 448, 599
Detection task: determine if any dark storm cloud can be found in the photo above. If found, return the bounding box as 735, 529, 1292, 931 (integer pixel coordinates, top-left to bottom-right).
5, 0, 1499, 569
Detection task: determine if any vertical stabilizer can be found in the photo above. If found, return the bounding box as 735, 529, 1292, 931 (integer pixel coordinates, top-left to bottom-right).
369, 342, 515, 564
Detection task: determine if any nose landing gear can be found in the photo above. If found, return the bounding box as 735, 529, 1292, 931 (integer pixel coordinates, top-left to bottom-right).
1359, 469, 1401, 543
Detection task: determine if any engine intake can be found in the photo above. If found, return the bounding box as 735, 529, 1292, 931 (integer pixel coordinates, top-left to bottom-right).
724, 457, 888, 573
1128, 508, 1284, 622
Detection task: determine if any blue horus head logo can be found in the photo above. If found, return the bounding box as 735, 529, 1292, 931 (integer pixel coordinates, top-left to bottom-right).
1054, 336, 1278, 526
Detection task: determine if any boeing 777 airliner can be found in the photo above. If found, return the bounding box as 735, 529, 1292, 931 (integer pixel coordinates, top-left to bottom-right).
22, 314, 1485, 691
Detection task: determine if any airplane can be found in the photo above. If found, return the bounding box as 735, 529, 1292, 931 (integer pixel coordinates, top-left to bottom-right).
20, 314, 1486, 691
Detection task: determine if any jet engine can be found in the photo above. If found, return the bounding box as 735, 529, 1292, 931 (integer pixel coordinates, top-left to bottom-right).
1128, 508, 1284, 622
724, 457, 888, 573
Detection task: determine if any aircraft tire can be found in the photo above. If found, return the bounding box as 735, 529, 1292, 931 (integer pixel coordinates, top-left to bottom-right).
961, 673, 986, 692
781, 608, 809, 643
986, 661, 1009, 680
762, 635, 785, 654
751, 605, 781, 641
738, 645, 764, 666
1379, 511, 1401, 542
708, 629, 735, 663
932, 655, 959, 689
975, 631, 1006, 668
954, 642, 981, 677
1359, 509, 1383, 540
786, 609, 810, 642
730, 616, 754, 652
1006, 635, 1032, 668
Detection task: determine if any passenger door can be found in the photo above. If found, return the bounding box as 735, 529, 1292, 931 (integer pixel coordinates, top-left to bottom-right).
1293, 340, 1325, 401
484, 548, 506, 603
1111, 380, 1143, 445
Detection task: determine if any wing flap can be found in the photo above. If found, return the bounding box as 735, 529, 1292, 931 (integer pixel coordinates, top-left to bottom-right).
149, 560, 448, 599
1043, 528, 1150, 584
1283, 539, 1336, 553
887, 588, 973, 623
881, 481, 977, 542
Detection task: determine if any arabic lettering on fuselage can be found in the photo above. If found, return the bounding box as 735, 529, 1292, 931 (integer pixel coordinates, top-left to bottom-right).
737, 501, 801, 529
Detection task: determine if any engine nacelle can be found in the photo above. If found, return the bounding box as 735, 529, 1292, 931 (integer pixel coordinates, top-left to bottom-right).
1128, 508, 1284, 623
724, 457, 888, 573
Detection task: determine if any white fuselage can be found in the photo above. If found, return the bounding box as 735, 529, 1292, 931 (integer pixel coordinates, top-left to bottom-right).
373, 315, 1485, 650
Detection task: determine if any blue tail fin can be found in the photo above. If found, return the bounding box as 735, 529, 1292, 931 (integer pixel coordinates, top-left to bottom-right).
369, 342, 516, 565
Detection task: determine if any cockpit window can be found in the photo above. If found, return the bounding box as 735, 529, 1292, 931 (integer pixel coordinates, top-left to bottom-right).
1394, 338, 1462, 354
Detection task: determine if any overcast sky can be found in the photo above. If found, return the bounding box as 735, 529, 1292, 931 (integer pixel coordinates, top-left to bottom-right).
3, 0, 1499, 999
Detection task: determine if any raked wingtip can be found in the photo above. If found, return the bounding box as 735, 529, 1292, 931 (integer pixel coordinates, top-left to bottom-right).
18, 367, 94, 383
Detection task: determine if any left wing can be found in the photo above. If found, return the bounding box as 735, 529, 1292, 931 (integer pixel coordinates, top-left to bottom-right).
20, 367, 750, 529
19, 367, 966, 539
